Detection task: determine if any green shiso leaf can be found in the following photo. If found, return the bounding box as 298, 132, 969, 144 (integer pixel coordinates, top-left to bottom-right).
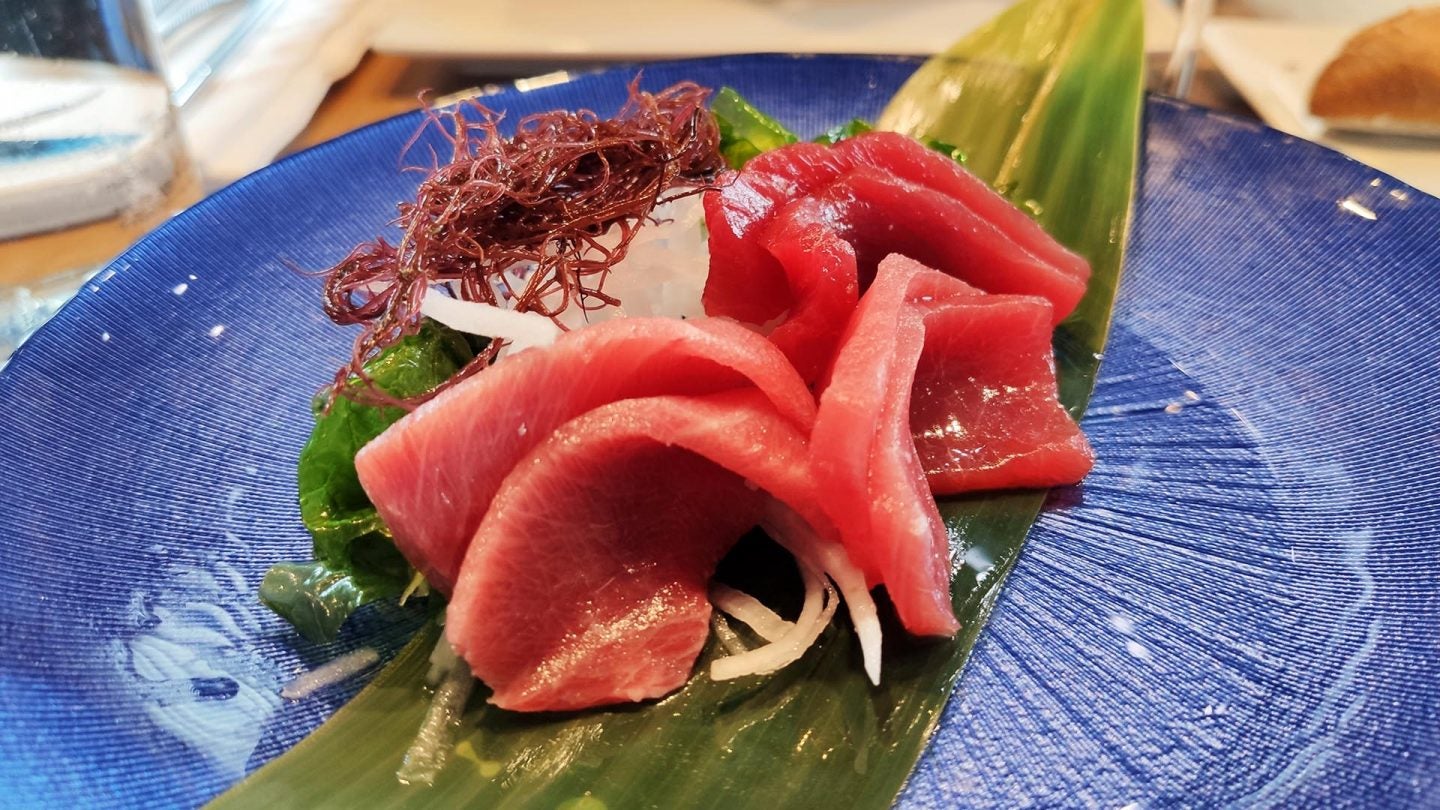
258, 562, 368, 644
811, 118, 965, 165
813, 117, 874, 144
260, 320, 475, 640
712, 86, 799, 168
217, 0, 1142, 804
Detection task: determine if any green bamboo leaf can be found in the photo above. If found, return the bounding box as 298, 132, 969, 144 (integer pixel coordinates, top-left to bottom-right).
878, 0, 1143, 413
213, 0, 1142, 805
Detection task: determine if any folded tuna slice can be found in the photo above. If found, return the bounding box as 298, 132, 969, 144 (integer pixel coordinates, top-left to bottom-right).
811, 254, 1093, 637
758, 201, 860, 383
446, 390, 837, 712
755, 164, 1094, 382
355, 317, 816, 595
911, 293, 1096, 494
703, 131, 1090, 378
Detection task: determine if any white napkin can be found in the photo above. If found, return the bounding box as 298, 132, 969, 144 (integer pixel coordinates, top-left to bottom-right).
165, 0, 390, 185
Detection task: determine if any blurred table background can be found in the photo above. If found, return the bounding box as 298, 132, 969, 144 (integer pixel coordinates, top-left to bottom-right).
291, 0, 1219, 153
3, 0, 1436, 362
289, 49, 1252, 157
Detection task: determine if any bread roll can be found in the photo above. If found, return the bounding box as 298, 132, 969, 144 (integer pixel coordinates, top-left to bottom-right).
1309, 7, 1440, 137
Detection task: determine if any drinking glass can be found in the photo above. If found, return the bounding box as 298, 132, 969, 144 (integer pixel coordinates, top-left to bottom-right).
0, 0, 199, 359
1162, 0, 1215, 99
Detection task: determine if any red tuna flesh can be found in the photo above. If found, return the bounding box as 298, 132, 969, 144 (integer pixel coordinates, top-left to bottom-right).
752, 165, 1091, 382
831, 133, 1088, 289
447, 390, 834, 712
810, 256, 978, 637
811, 254, 1091, 637
701, 140, 846, 326
355, 317, 815, 595
911, 297, 1094, 494
703, 131, 1090, 350
787, 167, 1087, 322
758, 200, 860, 383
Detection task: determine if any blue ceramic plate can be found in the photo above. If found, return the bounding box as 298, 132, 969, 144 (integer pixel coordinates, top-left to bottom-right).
1, 55, 1437, 808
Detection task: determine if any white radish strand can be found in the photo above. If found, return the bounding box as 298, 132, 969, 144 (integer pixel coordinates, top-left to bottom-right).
397, 634, 475, 787
711, 613, 749, 656
709, 583, 795, 642
707, 503, 884, 685
279, 647, 381, 699
418, 292, 561, 352
710, 565, 838, 682
760, 502, 883, 686
425, 628, 463, 686
398, 569, 430, 606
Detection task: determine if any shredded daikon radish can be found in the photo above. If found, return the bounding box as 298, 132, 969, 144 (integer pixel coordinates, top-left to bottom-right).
761, 502, 884, 685
710, 565, 838, 682
398, 569, 430, 606
280, 647, 381, 699
419, 292, 561, 352
706, 501, 884, 685
425, 628, 463, 686
398, 635, 474, 787
710, 583, 795, 642
587, 196, 709, 322
711, 613, 749, 656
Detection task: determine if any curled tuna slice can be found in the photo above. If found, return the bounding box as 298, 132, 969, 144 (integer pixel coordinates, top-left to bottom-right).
811, 254, 1092, 637
702, 131, 1090, 365
355, 317, 815, 594
446, 390, 837, 712
911, 293, 1095, 494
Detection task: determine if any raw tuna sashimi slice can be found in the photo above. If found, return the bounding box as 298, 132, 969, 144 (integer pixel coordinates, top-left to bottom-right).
829, 133, 1089, 286
911, 297, 1094, 494
355, 317, 815, 595
701, 141, 848, 326
811, 254, 1092, 636
758, 201, 860, 383
784, 168, 1086, 323
752, 165, 1088, 382
447, 390, 835, 712
809, 256, 979, 637
703, 131, 1090, 336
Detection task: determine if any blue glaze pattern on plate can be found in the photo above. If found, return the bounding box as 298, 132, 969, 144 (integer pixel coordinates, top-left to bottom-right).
0, 55, 1436, 808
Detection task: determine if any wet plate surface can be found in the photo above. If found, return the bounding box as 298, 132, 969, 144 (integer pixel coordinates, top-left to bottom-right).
0, 55, 1436, 807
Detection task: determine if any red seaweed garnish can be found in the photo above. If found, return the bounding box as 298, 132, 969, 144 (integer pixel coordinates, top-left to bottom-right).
321, 78, 723, 406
